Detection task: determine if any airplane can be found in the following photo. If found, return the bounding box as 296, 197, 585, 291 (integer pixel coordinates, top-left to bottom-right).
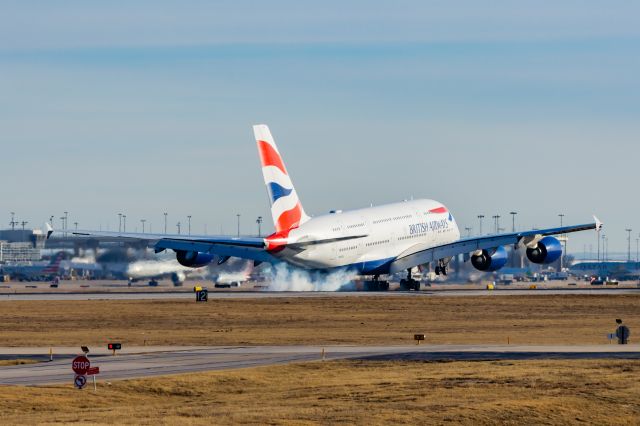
115, 258, 205, 286
93, 250, 207, 286
59, 124, 603, 291
0, 251, 66, 281
211, 259, 253, 288
569, 261, 640, 280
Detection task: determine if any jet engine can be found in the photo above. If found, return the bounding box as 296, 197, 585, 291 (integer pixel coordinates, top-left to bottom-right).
175, 250, 214, 268
526, 236, 562, 264
471, 246, 508, 272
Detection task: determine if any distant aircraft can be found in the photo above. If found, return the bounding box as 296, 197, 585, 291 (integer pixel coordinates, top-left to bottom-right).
104, 258, 206, 286
0, 251, 65, 281
211, 260, 253, 287
569, 261, 640, 280
61, 124, 603, 290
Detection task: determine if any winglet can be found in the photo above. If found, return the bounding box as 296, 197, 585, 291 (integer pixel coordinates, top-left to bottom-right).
593, 215, 603, 232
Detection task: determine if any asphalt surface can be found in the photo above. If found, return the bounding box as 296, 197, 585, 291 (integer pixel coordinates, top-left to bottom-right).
1, 288, 639, 301
1, 344, 639, 386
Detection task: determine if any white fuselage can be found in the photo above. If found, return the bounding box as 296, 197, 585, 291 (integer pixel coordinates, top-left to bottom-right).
277, 199, 460, 273
123, 259, 199, 280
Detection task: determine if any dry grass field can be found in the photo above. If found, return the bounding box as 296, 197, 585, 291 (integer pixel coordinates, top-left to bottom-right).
0, 359, 38, 366
0, 294, 638, 347
1, 359, 639, 425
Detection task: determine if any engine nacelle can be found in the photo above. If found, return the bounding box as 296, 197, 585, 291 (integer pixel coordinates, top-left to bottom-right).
526, 236, 562, 264
175, 250, 214, 268
471, 246, 508, 272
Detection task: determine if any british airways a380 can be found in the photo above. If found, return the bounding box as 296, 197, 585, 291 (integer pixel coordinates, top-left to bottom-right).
64, 125, 602, 290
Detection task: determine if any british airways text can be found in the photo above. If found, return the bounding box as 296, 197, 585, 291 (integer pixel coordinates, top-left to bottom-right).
409, 219, 449, 235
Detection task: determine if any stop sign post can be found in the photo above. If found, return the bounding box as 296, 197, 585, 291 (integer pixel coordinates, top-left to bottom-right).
72, 355, 90, 375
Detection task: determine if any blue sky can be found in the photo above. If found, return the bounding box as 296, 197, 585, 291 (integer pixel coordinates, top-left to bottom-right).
1, 1, 639, 254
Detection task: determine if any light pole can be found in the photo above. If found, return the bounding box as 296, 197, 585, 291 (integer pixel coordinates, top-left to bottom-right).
21, 221, 28, 231
10, 212, 15, 231
141, 219, 146, 233
558, 214, 566, 269
123, 215, 126, 232
477, 215, 484, 236
49, 215, 54, 227
236, 214, 241, 237
626, 229, 632, 262
187, 215, 192, 236
601, 233, 606, 262
465, 226, 472, 237
492, 215, 501, 234
164, 212, 168, 234
118, 213, 122, 233
256, 216, 263, 237
176, 222, 181, 234
509, 211, 517, 232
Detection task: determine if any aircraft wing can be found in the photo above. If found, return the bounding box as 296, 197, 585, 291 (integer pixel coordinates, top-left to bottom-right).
58, 229, 276, 263
389, 218, 602, 273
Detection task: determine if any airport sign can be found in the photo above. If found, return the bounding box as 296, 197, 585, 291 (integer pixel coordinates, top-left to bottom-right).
71, 355, 90, 375
74, 374, 87, 389
86, 366, 100, 375
196, 289, 208, 302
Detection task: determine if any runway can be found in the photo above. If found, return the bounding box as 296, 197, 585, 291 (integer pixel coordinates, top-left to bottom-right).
1, 344, 639, 386
1, 288, 639, 301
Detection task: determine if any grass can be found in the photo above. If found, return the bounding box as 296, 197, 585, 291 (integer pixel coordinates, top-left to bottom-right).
1, 359, 638, 424
0, 359, 39, 366
0, 294, 638, 347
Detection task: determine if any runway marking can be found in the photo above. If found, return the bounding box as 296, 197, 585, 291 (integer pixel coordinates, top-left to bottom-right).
1, 288, 639, 301
1, 344, 638, 386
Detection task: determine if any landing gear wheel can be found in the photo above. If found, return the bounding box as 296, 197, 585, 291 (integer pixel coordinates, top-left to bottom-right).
435, 260, 449, 276
363, 275, 389, 291
400, 278, 420, 291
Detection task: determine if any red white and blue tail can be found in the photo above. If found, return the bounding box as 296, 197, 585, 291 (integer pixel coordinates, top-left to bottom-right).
254, 124, 310, 233
42, 251, 65, 274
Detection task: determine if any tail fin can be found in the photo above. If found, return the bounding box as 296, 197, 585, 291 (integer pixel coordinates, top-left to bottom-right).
42, 251, 65, 274
253, 124, 310, 233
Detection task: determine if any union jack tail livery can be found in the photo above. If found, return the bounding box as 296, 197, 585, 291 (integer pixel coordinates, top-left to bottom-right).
254, 124, 310, 233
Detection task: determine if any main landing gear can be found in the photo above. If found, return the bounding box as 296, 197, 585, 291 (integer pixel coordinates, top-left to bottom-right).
434, 258, 449, 276
363, 274, 390, 291
399, 269, 421, 291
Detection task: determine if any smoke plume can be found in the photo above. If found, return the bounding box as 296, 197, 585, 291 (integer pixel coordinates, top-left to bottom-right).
267, 263, 358, 291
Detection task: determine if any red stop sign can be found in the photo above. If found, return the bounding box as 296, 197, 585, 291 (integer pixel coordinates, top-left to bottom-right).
72, 355, 90, 374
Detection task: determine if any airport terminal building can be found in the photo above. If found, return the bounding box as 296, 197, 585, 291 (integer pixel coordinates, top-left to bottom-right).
0, 229, 46, 262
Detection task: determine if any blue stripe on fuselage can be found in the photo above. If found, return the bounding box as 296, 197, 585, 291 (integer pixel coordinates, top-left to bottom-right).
304, 257, 395, 276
